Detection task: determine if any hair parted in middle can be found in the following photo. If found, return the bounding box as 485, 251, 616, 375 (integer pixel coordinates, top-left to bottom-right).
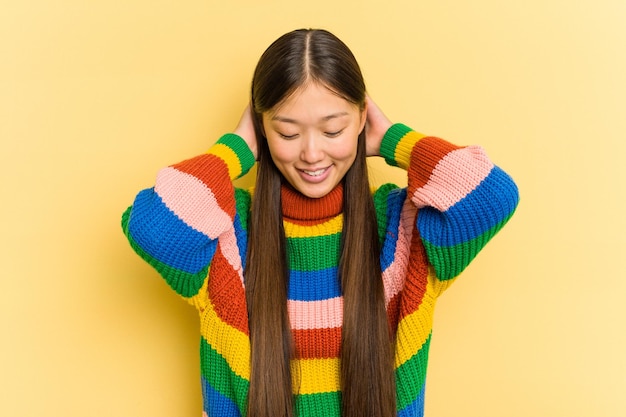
244, 28, 396, 417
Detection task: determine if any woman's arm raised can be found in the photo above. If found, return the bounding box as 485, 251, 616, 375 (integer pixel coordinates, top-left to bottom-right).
364, 95, 392, 157
374, 103, 519, 282
121, 116, 256, 299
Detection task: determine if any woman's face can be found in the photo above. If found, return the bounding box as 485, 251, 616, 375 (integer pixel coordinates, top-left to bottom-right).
262, 82, 366, 199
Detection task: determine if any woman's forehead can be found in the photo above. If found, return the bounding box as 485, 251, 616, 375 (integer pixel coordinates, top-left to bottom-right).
265, 83, 361, 124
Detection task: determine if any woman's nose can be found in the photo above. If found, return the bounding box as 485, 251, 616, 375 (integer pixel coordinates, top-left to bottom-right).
300, 136, 324, 163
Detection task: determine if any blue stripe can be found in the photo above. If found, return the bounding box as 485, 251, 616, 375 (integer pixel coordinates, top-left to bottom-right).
233, 212, 248, 271
418, 166, 519, 247
397, 385, 425, 417
201, 376, 242, 417
128, 188, 217, 273
380, 188, 407, 272
288, 267, 341, 301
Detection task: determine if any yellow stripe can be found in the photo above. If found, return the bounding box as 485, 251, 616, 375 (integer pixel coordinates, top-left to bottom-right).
284, 214, 343, 238
186, 271, 209, 311
431, 269, 458, 297
208, 143, 243, 179
200, 297, 251, 380
394, 271, 438, 368
394, 130, 426, 170
291, 357, 341, 395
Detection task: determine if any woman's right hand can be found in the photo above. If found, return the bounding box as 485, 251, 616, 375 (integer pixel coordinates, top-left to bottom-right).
233, 104, 258, 159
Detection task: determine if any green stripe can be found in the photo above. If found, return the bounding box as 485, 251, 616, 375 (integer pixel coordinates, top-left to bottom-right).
294, 391, 341, 417
423, 211, 515, 280
234, 188, 252, 232
373, 183, 399, 243
200, 336, 249, 415
379, 123, 413, 167
286, 233, 341, 271
395, 334, 431, 410
217, 133, 256, 178
121, 207, 207, 298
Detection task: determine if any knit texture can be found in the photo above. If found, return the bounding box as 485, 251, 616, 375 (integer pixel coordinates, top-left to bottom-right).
121, 124, 519, 416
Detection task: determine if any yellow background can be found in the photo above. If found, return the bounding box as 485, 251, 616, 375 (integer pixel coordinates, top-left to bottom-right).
2, 0, 625, 416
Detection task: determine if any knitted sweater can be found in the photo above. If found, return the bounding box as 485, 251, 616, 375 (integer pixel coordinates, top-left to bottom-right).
121, 123, 519, 417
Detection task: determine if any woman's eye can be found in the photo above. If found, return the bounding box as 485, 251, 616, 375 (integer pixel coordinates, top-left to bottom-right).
325, 130, 343, 138
278, 132, 299, 140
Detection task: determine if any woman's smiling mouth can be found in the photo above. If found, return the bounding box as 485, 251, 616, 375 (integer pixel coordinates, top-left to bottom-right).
298, 166, 332, 183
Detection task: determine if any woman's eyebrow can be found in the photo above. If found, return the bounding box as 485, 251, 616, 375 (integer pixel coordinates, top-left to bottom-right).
271, 112, 349, 123
321, 112, 349, 121
271, 115, 298, 123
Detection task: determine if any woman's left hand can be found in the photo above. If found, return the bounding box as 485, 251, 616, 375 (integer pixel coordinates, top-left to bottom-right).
364, 95, 393, 157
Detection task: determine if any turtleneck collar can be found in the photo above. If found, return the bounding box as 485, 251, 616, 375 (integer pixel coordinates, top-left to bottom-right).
281, 183, 344, 222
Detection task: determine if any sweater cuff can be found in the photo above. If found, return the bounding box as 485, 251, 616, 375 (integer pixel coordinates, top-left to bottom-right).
379, 123, 426, 169
210, 133, 256, 180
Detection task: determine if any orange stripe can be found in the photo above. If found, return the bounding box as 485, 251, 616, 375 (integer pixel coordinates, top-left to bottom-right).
409, 137, 462, 191
397, 226, 430, 322
208, 245, 249, 335
172, 153, 237, 219
292, 327, 341, 359
386, 290, 402, 335
285, 217, 334, 227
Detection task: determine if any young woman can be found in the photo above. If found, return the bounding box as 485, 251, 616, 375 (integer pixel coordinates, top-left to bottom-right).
122, 29, 519, 417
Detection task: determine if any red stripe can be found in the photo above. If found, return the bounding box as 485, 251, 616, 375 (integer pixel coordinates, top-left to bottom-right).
386, 291, 402, 335
208, 244, 249, 335
397, 226, 429, 321
172, 153, 237, 219
408, 137, 462, 193
292, 327, 341, 359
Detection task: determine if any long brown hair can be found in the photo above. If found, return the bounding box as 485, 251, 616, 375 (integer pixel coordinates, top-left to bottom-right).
245, 29, 395, 417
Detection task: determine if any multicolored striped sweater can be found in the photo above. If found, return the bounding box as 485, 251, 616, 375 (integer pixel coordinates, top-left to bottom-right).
121, 123, 519, 417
